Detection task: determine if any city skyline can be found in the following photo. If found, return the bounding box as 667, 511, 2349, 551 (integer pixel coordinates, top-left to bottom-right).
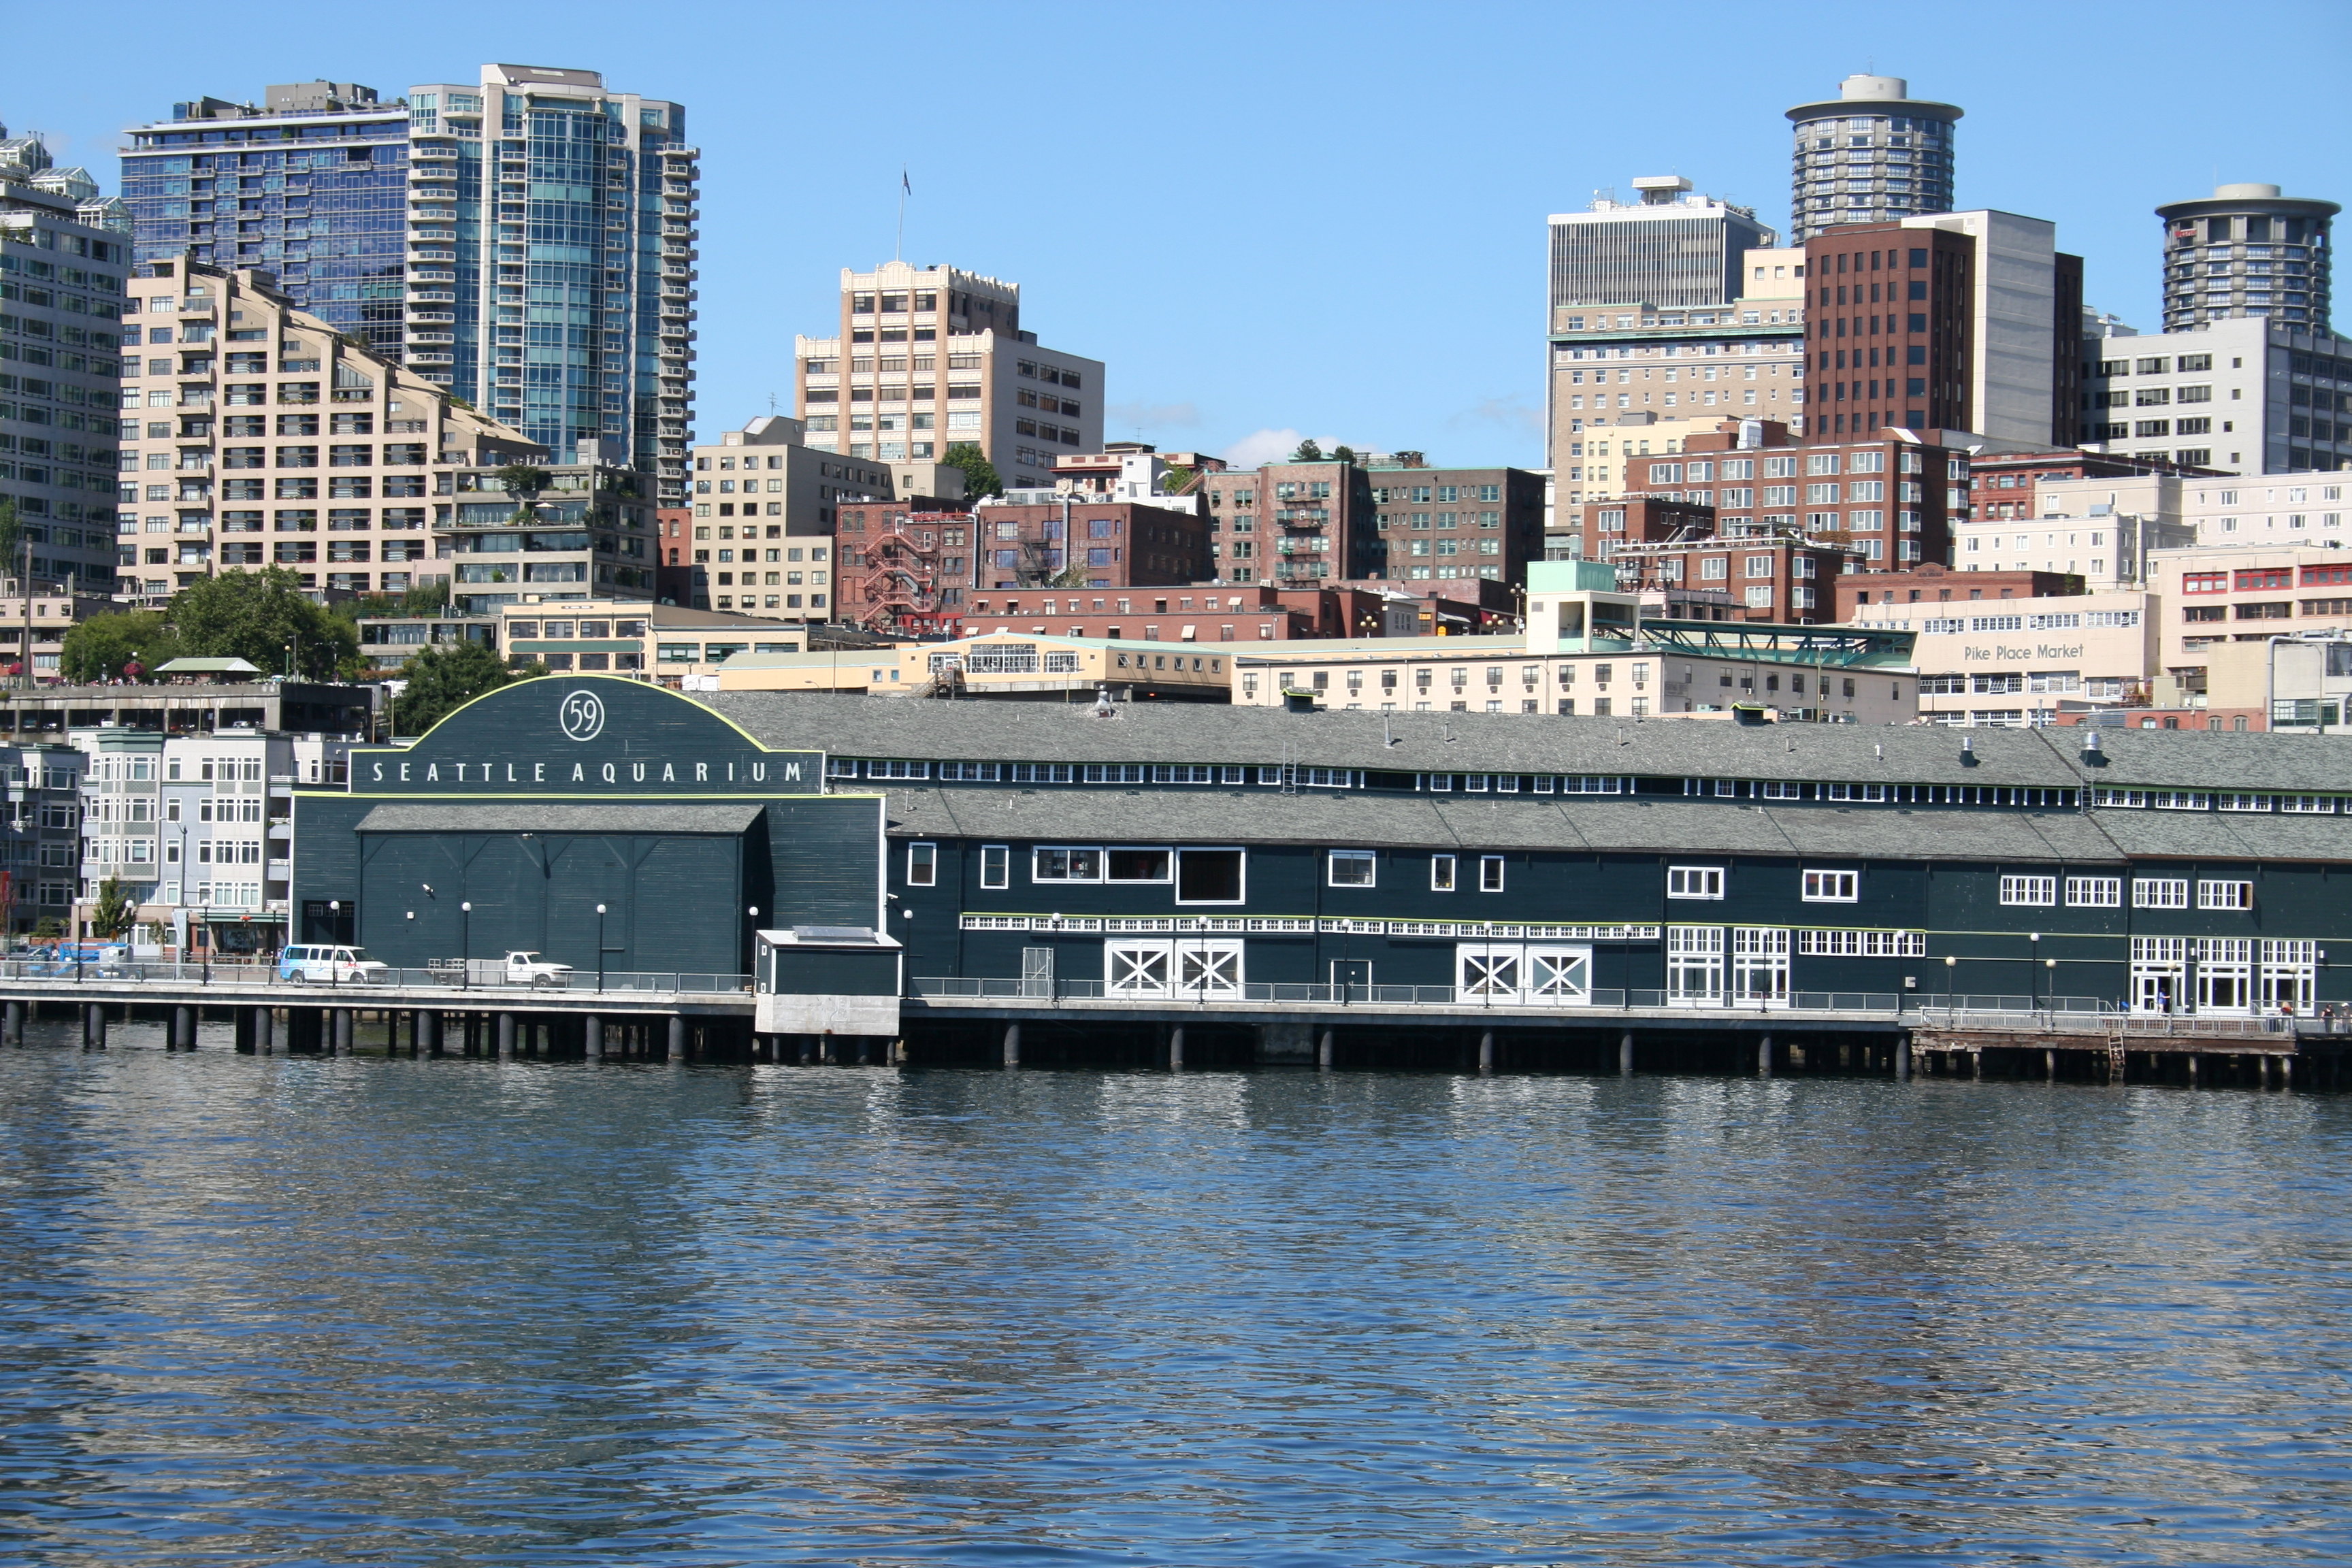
7, 0, 2347, 472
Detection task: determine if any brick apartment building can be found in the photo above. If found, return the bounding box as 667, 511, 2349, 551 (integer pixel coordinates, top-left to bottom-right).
1362, 464, 1546, 585
834, 505, 971, 634
1623, 423, 1967, 568
1201, 459, 1375, 583
1966, 448, 2219, 521
1606, 534, 1862, 622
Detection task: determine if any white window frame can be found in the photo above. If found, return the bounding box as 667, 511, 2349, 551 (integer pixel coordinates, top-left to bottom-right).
905, 841, 937, 887
1479, 855, 1506, 892
1032, 846, 1104, 883
1998, 874, 2057, 906
1666, 865, 1724, 900
1431, 853, 1456, 892
2064, 875, 2121, 908
979, 843, 1009, 890
1105, 847, 1174, 884
2132, 877, 2189, 909
2196, 879, 2253, 911
1173, 847, 1247, 906
1327, 849, 1377, 888
1801, 869, 1857, 902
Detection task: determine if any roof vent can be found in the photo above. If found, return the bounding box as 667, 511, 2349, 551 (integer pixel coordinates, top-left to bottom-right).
2080, 728, 2106, 766
1090, 684, 1118, 719
1282, 689, 1316, 715
1959, 734, 1978, 766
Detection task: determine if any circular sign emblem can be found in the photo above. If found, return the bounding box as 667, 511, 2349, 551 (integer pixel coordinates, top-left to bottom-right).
559, 689, 606, 742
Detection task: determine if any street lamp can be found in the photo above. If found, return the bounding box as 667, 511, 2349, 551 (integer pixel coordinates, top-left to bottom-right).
595, 903, 607, 993
2029, 932, 2042, 1011
1944, 953, 1957, 1015
460, 900, 472, 987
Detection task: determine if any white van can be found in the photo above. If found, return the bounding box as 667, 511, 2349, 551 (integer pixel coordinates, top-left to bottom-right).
278, 945, 390, 984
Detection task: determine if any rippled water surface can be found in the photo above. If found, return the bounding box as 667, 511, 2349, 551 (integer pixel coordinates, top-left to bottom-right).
1, 1028, 2349, 1566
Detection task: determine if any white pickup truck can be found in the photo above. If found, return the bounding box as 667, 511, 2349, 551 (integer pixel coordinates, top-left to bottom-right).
431, 951, 575, 987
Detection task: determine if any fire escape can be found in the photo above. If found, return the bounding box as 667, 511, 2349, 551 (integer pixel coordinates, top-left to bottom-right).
854, 515, 963, 636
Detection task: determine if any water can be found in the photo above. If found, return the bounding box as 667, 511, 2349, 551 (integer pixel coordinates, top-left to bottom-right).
1, 1026, 2349, 1566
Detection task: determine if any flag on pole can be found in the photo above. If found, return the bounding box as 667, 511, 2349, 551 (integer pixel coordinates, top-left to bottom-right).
902, 168, 911, 195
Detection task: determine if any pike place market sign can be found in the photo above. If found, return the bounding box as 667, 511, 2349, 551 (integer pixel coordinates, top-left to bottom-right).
1961, 642, 2086, 663
346, 676, 825, 796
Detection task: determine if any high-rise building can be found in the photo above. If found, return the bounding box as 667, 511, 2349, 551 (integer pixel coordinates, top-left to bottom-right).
2155, 182, 2336, 334
794, 261, 1103, 493
1803, 212, 2082, 449
1786, 74, 1961, 244
1548, 178, 1774, 314
120, 66, 698, 501
120, 84, 411, 361
1, 129, 132, 591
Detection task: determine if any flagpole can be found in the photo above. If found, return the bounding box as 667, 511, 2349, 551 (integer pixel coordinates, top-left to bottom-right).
896, 167, 909, 261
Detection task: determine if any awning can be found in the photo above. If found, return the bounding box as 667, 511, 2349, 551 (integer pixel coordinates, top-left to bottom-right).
356, 803, 765, 834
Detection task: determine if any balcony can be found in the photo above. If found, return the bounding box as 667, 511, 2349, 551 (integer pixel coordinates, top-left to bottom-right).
407, 310, 455, 324
408, 331, 456, 345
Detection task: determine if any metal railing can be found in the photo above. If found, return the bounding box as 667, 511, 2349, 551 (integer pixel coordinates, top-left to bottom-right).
0, 957, 750, 996
1915, 1004, 2302, 1038
910, 977, 1904, 1014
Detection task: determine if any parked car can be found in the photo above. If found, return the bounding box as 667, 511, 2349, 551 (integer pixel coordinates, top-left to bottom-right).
278, 945, 389, 984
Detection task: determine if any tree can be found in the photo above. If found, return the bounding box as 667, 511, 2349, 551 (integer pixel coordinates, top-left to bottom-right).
91, 877, 135, 940
497, 461, 549, 523
171, 568, 357, 680
393, 638, 538, 736
61, 610, 177, 683
1290, 438, 1324, 462
402, 578, 451, 615
940, 442, 1003, 502
0, 497, 21, 579
1330, 445, 1358, 466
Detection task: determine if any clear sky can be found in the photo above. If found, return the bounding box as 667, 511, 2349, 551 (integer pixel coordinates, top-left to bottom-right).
16, 0, 2349, 470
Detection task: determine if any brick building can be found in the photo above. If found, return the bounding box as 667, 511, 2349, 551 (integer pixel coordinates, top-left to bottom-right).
1361, 463, 1546, 585
1201, 458, 1375, 583
960, 585, 1315, 643
1567, 496, 1716, 563
834, 506, 971, 635
970, 499, 1211, 591
1835, 561, 2082, 619
1624, 424, 1967, 568
1604, 534, 1861, 623
1801, 214, 2082, 448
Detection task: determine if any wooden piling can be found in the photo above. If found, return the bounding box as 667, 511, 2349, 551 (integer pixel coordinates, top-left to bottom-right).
1619, 1030, 1634, 1076
1478, 1029, 1494, 1076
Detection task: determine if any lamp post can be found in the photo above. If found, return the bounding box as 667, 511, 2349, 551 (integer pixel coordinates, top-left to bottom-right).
595, 904, 607, 993
1944, 953, 1957, 1016
2029, 932, 2042, 1011
460, 900, 472, 988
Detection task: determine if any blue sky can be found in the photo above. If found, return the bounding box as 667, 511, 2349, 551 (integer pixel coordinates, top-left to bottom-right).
17, 0, 2348, 469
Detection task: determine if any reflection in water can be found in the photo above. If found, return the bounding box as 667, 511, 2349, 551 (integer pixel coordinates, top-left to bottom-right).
0, 1035, 2347, 1565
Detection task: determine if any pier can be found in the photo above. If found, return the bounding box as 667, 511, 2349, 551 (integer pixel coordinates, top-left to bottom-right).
1, 964, 2340, 1086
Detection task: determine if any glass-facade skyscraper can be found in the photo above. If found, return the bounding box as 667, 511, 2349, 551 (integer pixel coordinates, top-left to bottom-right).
120, 66, 697, 502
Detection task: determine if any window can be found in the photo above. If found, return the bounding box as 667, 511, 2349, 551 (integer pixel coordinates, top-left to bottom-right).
1032, 847, 1103, 882
1327, 849, 1377, 887
2132, 877, 2189, 909
1479, 855, 1506, 892
1667, 865, 1724, 900
1107, 849, 1173, 883
1009, 764, 1075, 783
2197, 879, 2253, 911
906, 842, 936, 887
1431, 854, 1457, 892
979, 845, 1009, 889
1798, 929, 1926, 957
1801, 869, 1857, 902
1998, 875, 2057, 906
1175, 849, 1245, 903
2065, 876, 2122, 908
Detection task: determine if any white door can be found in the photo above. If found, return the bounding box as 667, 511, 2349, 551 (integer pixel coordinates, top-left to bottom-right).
2195, 938, 2253, 1016
1731, 927, 1791, 1008
1524, 945, 1592, 1004
2261, 939, 2316, 1015
1667, 926, 1725, 1006
2131, 964, 2184, 1014
1457, 944, 1522, 1000
1174, 938, 1243, 998
1106, 939, 1173, 998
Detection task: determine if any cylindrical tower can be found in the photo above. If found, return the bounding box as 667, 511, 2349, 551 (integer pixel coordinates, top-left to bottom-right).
1786, 74, 1962, 244
2155, 183, 2336, 333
